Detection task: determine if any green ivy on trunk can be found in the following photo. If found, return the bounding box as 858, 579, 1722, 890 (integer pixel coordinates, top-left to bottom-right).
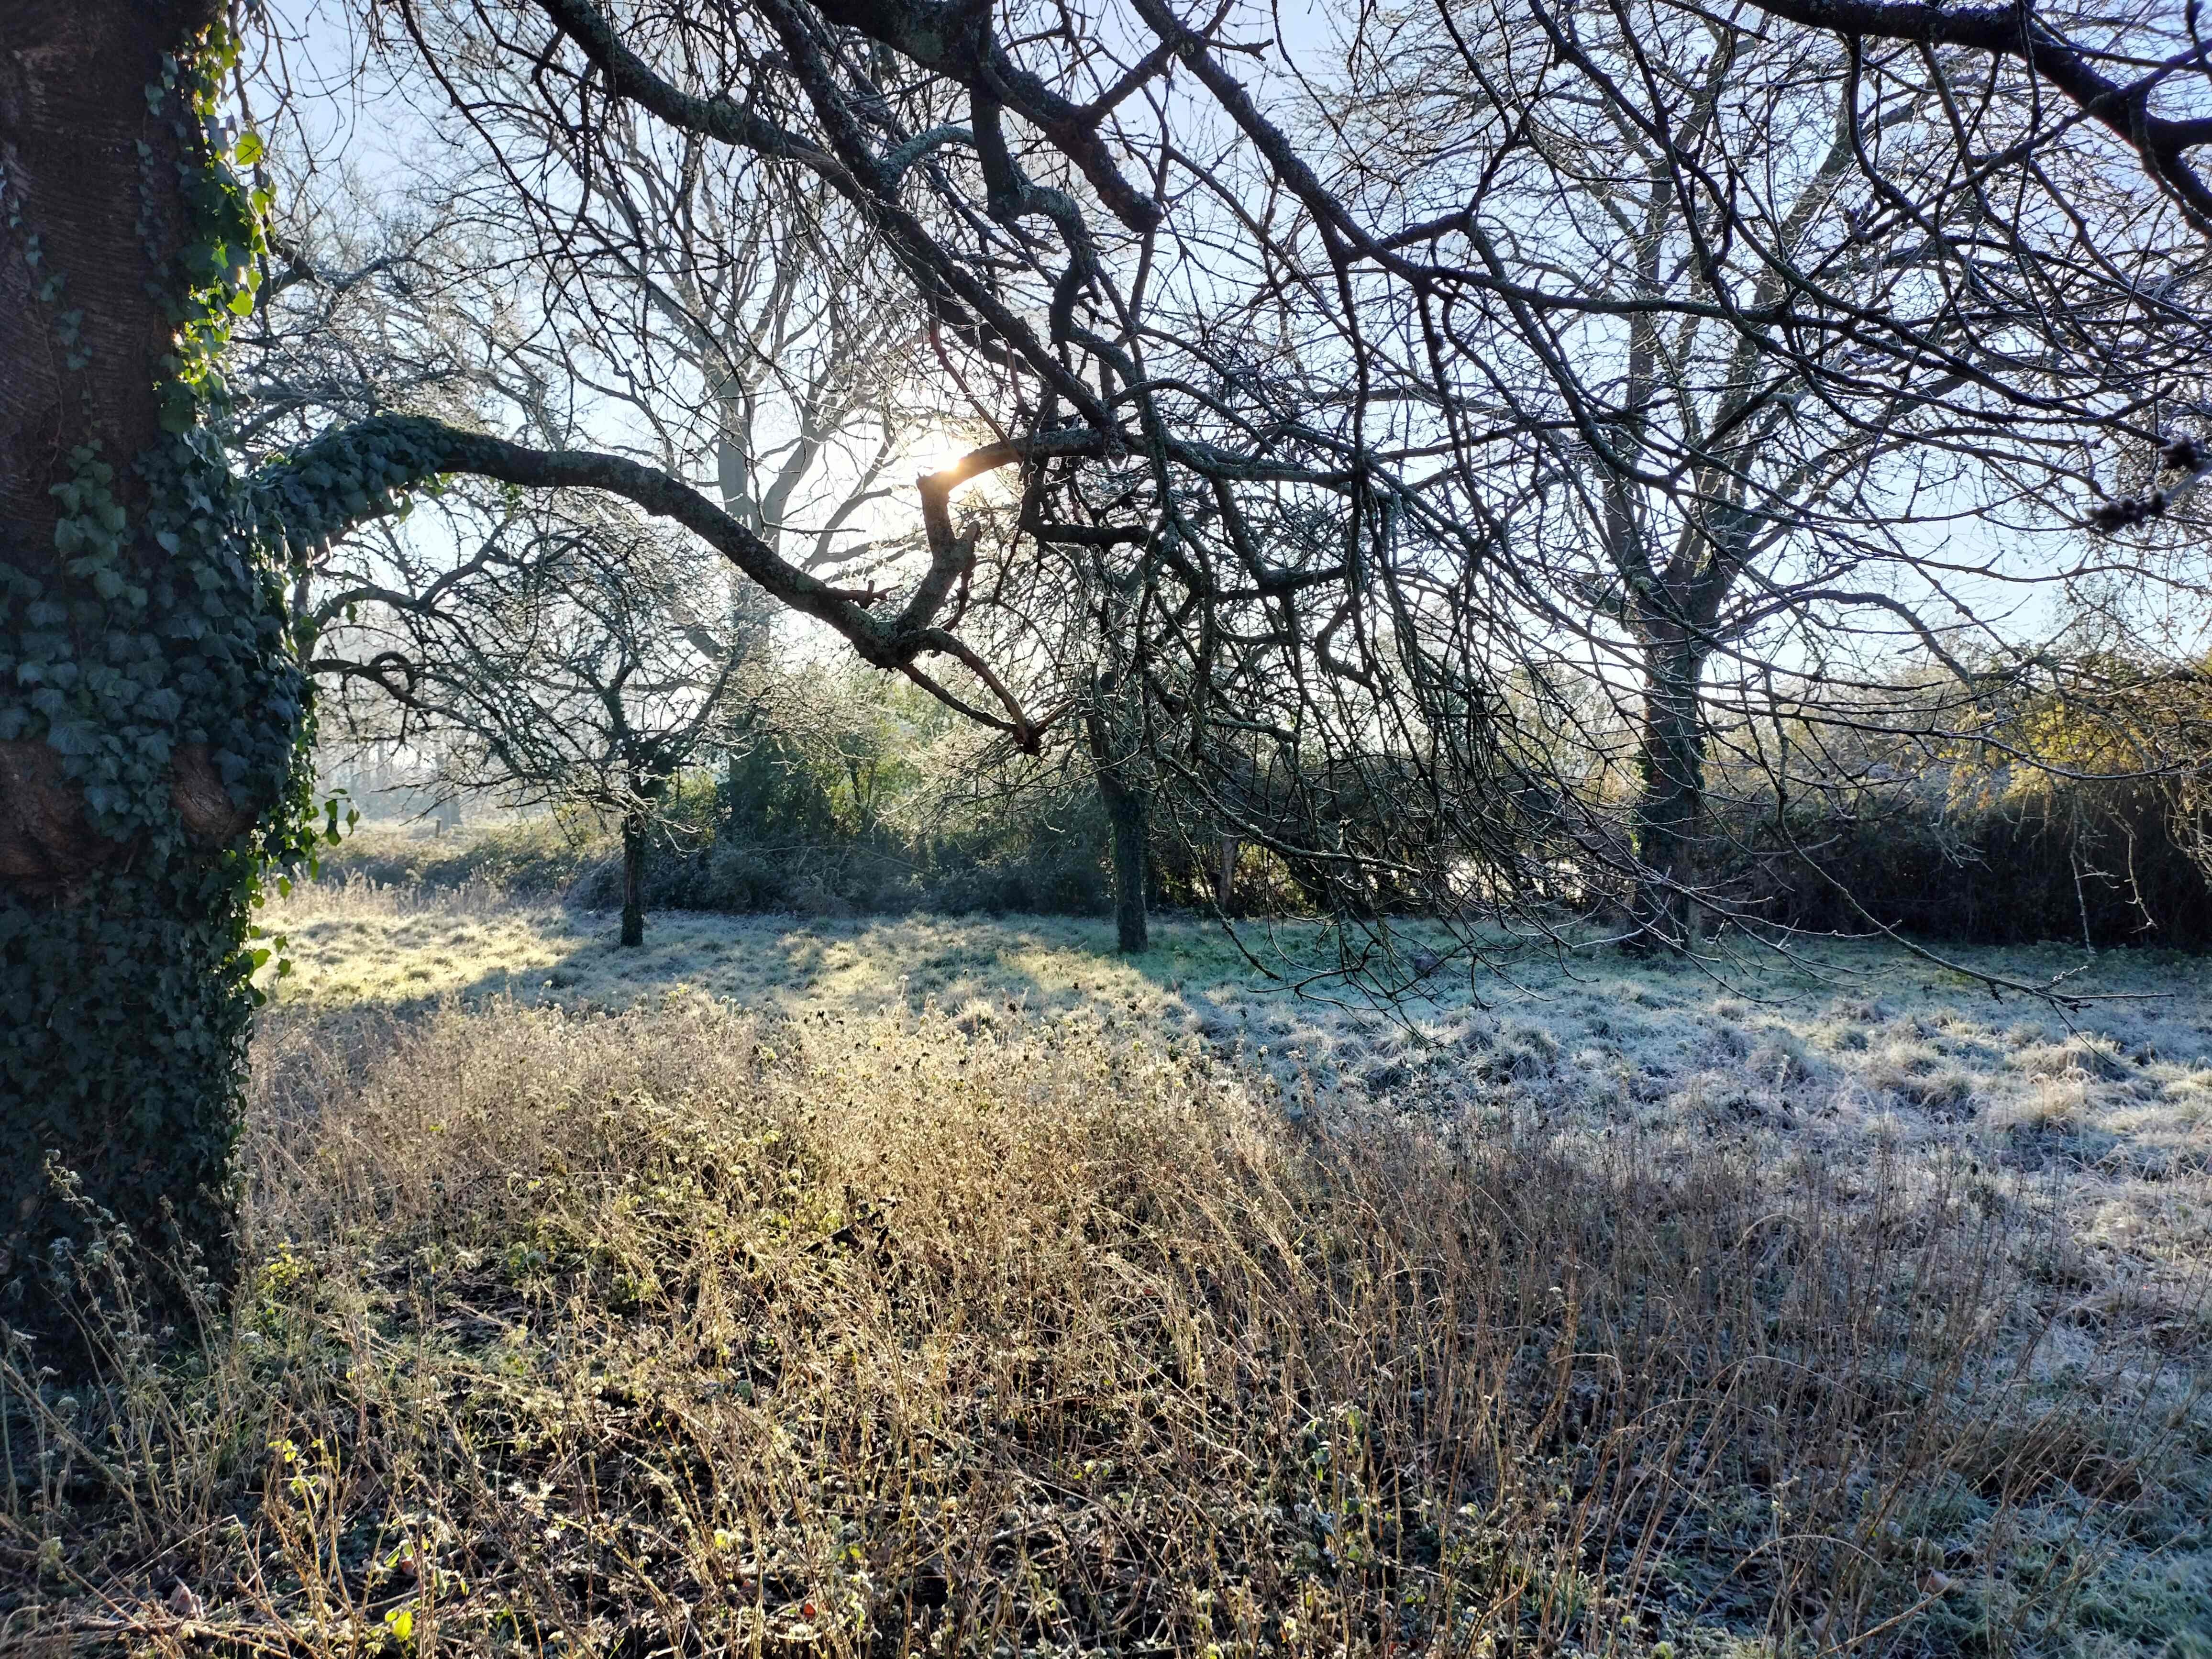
0, 8, 321, 1327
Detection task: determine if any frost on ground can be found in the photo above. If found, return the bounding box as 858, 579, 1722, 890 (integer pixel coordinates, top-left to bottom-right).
266, 880, 2212, 1347
164, 885, 2212, 1654
246, 898, 2212, 1637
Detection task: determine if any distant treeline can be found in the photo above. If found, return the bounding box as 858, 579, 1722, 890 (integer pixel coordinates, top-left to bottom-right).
325, 663, 2212, 950
329, 763, 2212, 949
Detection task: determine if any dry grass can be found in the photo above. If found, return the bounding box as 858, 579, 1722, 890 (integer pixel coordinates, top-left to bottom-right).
4, 976, 2208, 1656
255, 885, 2212, 1324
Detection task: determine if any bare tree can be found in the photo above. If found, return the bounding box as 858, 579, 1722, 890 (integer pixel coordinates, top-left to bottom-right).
314, 491, 770, 943
234, 96, 950, 941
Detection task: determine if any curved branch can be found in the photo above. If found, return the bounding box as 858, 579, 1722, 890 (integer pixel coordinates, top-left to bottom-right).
1740, 0, 2212, 226
252, 413, 1045, 746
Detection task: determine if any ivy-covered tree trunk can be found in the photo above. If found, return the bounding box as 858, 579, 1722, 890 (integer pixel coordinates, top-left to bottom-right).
1, 2, 309, 1315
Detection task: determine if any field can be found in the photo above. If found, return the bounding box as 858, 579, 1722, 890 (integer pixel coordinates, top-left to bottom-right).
265, 882, 2212, 1307
6, 880, 2211, 1657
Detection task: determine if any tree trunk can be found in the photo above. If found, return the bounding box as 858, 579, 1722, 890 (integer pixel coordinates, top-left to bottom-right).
1215, 833, 1239, 913
1084, 684, 1150, 953
2, 2, 304, 1316
1629, 643, 1709, 948
620, 812, 647, 947
1101, 773, 1148, 952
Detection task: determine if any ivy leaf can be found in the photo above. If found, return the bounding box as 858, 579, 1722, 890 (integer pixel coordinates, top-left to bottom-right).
158, 384, 198, 435
233, 131, 264, 165
44, 721, 101, 756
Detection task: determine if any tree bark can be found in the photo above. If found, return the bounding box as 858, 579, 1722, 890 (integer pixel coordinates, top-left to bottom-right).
0, 2, 209, 546
620, 811, 647, 947
1629, 643, 1710, 948
1102, 773, 1149, 952
2, 0, 295, 1317
1085, 695, 1149, 953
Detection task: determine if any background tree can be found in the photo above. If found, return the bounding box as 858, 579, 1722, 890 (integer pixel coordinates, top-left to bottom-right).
235, 88, 951, 939
1141, 0, 2212, 948
1083, 670, 1152, 952
312, 491, 771, 945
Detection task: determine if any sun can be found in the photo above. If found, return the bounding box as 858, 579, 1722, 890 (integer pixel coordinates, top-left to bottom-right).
903, 424, 991, 481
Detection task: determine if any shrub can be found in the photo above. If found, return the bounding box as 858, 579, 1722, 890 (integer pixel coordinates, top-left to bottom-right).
1719, 777, 2212, 948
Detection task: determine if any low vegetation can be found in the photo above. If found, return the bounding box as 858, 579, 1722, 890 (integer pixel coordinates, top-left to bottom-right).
4, 887, 2207, 1655
323, 663, 2212, 950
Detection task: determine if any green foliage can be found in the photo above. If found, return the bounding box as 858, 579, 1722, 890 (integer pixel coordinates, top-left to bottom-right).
602, 731, 1121, 917
316, 675, 1130, 918
1722, 778, 2212, 946
1699, 666, 2212, 947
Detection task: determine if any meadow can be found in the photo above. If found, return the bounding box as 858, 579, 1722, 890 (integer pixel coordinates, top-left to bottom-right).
5, 876, 2209, 1656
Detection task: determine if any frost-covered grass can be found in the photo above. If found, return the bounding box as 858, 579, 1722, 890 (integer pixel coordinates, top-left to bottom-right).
8, 884, 2202, 1655
264, 882, 2212, 1324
